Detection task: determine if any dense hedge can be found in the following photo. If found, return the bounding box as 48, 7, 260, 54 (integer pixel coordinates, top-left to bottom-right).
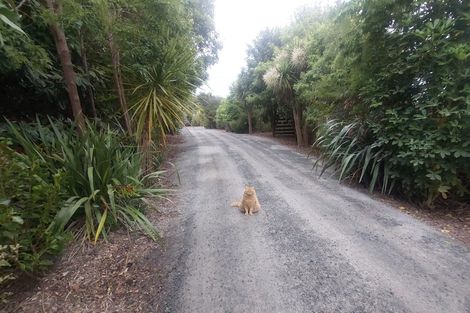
308, 0, 470, 204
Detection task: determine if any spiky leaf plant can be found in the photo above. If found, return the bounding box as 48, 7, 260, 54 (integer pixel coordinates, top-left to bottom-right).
7, 118, 164, 242
314, 119, 393, 194
130, 39, 198, 172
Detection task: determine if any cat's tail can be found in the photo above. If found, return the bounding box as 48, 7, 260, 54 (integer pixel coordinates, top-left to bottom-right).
231, 201, 241, 208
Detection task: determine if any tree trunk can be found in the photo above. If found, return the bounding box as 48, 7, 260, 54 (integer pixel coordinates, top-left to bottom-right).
139, 120, 153, 175
292, 105, 304, 146
271, 103, 277, 136
247, 109, 253, 134
79, 27, 97, 118
302, 112, 310, 145
302, 122, 309, 146
45, 0, 84, 130
108, 33, 132, 134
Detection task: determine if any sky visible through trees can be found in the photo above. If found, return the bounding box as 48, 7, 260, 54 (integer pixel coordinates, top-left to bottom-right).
202, 0, 333, 97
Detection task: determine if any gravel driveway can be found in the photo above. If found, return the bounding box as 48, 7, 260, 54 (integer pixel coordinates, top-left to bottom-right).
158, 127, 470, 313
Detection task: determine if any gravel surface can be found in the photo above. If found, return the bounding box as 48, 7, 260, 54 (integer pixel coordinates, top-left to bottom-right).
159, 127, 470, 313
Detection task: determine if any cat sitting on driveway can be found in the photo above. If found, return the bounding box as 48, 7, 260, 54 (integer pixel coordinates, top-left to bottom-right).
231, 185, 261, 216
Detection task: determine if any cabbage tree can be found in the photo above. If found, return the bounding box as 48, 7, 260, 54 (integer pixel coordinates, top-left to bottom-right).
263, 46, 308, 146
130, 39, 198, 172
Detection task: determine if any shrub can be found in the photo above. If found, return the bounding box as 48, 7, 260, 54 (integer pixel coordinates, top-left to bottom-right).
7, 119, 164, 242
314, 120, 393, 194
310, 0, 470, 205
0, 244, 19, 303
1, 119, 165, 300
0, 141, 69, 296
216, 101, 252, 133
315, 118, 470, 205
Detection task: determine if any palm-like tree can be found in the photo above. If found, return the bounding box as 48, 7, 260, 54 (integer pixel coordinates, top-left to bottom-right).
263, 47, 307, 146
131, 40, 197, 172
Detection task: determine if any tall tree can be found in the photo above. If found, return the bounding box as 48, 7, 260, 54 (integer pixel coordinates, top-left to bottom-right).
195, 93, 223, 128
246, 29, 282, 134
131, 40, 197, 172
44, 0, 85, 129
95, 0, 132, 134
263, 47, 308, 146
234, 69, 255, 134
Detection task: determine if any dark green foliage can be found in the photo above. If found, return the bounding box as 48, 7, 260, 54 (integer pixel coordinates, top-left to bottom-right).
216, 100, 247, 132
6, 119, 163, 241
0, 0, 219, 121
186, 0, 221, 76
315, 0, 470, 204
314, 120, 392, 194
0, 0, 218, 302
0, 140, 69, 291
293, 0, 469, 204
193, 93, 223, 128
361, 1, 470, 203
215, 100, 269, 133
0, 119, 166, 296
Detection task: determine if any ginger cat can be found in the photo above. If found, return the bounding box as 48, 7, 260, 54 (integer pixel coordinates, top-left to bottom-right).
231, 185, 261, 215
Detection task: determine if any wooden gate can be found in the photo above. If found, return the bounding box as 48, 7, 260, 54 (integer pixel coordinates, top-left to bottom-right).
273, 118, 295, 137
